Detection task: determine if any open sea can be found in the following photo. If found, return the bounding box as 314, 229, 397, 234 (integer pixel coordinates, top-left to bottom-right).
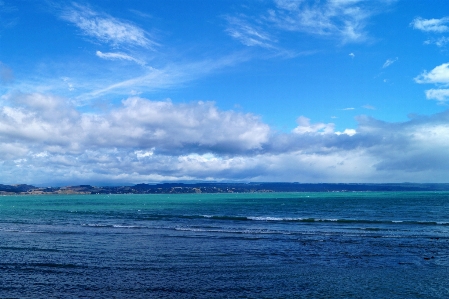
1, 192, 449, 298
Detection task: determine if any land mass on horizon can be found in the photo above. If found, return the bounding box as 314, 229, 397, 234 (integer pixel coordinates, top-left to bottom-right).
2, 182, 449, 195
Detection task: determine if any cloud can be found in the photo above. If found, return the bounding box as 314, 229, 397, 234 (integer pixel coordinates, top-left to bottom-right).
78, 53, 247, 102
292, 116, 335, 134
425, 89, 449, 102
0, 1, 18, 29
383, 57, 398, 68
0, 61, 14, 84
61, 3, 157, 48
96, 51, 145, 65
411, 17, 449, 33
2, 92, 449, 184
349, 52, 355, 58
362, 104, 376, 110
1, 93, 270, 155
225, 15, 276, 48
415, 63, 449, 103
267, 0, 379, 43
414, 63, 449, 84
424, 36, 449, 47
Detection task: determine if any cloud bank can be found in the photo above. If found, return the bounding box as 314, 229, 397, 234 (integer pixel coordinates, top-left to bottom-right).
1, 92, 449, 185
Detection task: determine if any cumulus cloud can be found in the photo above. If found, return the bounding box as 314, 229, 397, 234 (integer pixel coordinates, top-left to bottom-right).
411, 17, 449, 33
414, 63, 449, 84
415, 63, 449, 102
0, 93, 270, 155
425, 89, 449, 102
2, 92, 449, 184
61, 3, 157, 48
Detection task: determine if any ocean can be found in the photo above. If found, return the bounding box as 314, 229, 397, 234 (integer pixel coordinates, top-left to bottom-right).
1, 192, 448, 298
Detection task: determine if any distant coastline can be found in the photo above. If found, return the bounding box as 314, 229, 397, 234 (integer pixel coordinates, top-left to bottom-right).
2, 182, 449, 195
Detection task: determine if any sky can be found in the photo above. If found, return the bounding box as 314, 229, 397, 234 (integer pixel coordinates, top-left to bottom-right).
1, 0, 449, 185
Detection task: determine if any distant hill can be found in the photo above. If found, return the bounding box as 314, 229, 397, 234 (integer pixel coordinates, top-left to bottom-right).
2, 182, 449, 194
0, 184, 36, 193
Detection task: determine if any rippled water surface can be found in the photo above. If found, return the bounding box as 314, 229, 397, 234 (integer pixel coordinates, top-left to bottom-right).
1, 192, 449, 298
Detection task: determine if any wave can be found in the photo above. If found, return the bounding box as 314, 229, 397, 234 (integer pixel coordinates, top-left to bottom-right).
174, 227, 291, 235
122, 213, 449, 227
197, 215, 449, 226
0, 246, 60, 252
81, 223, 147, 229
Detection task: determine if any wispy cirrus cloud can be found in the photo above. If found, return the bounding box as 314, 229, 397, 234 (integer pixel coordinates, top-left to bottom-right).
424, 36, 449, 47
77, 53, 248, 103
96, 51, 146, 66
0, 0, 18, 29
225, 0, 392, 52
383, 57, 398, 68
267, 0, 377, 43
61, 3, 158, 49
362, 104, 376, 110
225, 15, 276, 49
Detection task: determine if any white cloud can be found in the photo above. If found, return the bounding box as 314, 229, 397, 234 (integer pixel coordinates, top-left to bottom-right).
413, 63, 449, 104
424, 36, 449, 47
411, 17, 449, 33
61, 3, 157, 48
62, 77, 75, 91
425, 89, 449, 102
77, 54, 247, 102
268, 0, 377, 43
415, 63, 449, 84
335, 129, 356, 136
96, 51, 145, 66
225, 16, 276, 48
3, 92, 449, 184
292, 116, 335, 134
362, 104, 376, 110
383, 57, 398, 68
1, 93, 270, 155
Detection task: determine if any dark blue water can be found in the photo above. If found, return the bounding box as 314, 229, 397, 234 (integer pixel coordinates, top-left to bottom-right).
1, 192, 449, 298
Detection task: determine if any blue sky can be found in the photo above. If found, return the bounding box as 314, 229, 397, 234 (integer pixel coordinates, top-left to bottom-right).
1, 0, 449, 185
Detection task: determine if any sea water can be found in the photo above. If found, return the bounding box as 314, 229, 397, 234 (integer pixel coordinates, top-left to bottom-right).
1, 192, 448, 298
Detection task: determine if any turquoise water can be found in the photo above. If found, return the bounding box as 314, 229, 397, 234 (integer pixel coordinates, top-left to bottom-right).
1, 192, 449, 298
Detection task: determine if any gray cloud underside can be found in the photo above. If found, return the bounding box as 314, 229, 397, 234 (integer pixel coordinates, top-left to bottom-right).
1, 92, 449, 184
